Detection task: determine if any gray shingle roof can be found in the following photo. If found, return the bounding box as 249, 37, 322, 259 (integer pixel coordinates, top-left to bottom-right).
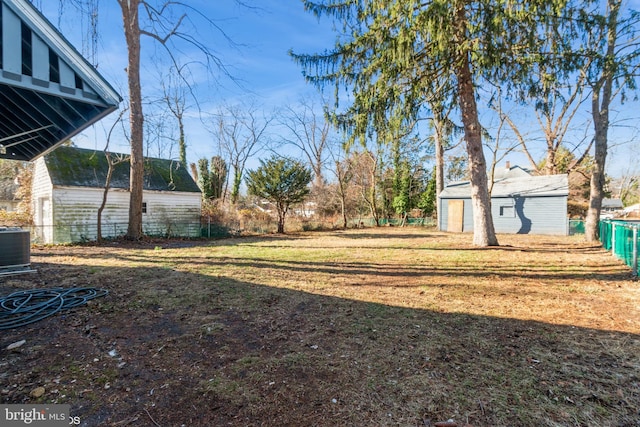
602, 198, 624, 209
44, 146, 201, 193
440, 174, 569, 199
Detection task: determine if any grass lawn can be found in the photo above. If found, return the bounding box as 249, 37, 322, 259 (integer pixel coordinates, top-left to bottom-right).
1, 227, 639, 426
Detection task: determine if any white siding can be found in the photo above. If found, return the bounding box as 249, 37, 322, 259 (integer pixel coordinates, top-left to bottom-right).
141, 191, 202, 237
51, 186, 130, 243
47, 187, 201, 243
31, 158, 54, 243
31, 157, 202, 243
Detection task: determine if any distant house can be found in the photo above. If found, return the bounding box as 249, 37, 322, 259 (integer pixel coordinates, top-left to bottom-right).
439, 172, 569, 235
31, 146, 201, 243
601, 198, 624, 212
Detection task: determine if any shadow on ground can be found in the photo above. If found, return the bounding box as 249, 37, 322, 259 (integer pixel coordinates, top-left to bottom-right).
1, 246, 639, 427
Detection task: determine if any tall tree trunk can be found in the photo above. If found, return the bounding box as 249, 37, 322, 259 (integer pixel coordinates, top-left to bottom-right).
433, 111, 445, 231
178, 120, 186, 166
585, 0, 619, 242
454, 5, 498, 247
97, 155, 114, 243
367, 151, 380, 226
277, 203, 286, 233
120, 0, 144, 240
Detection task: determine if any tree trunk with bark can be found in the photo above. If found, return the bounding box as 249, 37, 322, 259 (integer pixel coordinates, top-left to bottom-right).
585, 0, 619, 242
433, 113, 445, 231
97, 153, 116, 243
119, 0, 144, 240
454, 5, 498, 247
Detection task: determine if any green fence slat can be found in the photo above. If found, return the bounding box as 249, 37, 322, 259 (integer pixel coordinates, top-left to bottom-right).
600, 220, 639, 277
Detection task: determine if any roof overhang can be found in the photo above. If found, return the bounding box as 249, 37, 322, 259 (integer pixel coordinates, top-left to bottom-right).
0, 0, 121, 161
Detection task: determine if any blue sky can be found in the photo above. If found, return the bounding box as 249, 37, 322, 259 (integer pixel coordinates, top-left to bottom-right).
36, 1, 338, 163
36, 1, 640, 179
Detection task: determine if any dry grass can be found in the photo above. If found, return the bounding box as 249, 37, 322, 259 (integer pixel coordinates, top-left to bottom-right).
1, 227, 639, 426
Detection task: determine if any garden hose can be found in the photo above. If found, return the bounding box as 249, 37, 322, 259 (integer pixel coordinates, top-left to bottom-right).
0, 287, 108, 330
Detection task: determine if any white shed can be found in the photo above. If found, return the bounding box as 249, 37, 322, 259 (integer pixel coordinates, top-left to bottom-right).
32, 146, 201, 243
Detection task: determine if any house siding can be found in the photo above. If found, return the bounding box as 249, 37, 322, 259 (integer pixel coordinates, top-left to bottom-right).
31, 155, 202, 244
439, 195, 568, 235
492, 196, 568, 235
141, 191, 202, 237
438, 173, 569, 236
50, 186, 130, 242
31, 157, 54, 243
45, 187, 202, 243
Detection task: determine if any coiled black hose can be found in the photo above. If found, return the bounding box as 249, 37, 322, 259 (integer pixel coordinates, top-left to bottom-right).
0, 287, 108, 330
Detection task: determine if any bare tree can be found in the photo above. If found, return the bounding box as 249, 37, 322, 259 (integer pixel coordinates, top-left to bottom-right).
326, 137, 353, 229
160, 65, 189, 166
351, 150, 380, 226
279, 97, 332, 191
97, 109, 129, 243
214, 102, 273, 205
52, 1, 250, 239
144, 109, 175, 159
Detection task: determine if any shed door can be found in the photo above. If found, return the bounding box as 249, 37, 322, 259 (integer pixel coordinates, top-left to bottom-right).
447, 200, 464, 232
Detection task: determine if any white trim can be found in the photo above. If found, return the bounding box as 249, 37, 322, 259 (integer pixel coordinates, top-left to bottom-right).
2, 0, 121, 106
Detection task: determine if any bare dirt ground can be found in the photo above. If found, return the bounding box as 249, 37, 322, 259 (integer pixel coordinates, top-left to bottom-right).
1, 228, 639, 426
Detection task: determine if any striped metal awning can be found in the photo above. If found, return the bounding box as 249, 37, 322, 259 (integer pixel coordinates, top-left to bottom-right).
0, 0, 121, 161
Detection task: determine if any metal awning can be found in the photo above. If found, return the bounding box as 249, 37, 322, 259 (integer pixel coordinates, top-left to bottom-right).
0, 0, 121, 161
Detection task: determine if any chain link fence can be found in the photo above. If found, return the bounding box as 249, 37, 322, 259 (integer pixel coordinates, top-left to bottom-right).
568, 219, 585, 235
28, 222, 203, 244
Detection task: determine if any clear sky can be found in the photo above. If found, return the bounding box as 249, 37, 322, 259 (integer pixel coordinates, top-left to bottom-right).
36, 1, 338, 163
36, 1, 640, 179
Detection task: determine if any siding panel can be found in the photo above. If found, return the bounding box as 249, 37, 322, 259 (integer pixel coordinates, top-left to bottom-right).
47, 187, 201, 243
439, 195, 568, 235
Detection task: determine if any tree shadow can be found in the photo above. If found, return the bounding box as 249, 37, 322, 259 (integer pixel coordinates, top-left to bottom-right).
1, 258, 638, 426
515, 196, 532, 234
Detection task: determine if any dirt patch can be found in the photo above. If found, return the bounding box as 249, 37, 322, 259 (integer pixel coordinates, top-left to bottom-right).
1, 228, 639, 426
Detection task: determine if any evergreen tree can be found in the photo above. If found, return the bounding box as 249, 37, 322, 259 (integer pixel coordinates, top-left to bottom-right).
292, 0, 567, 246
197, 158, 213, 200
245, 157, 312, 233
210, 156, 228, 200
197, 156, 228, 201
419, 167, 437, 219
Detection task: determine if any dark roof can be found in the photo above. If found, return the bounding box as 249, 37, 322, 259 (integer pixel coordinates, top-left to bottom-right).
0, 0, 121, 161
44, 146, 201, 193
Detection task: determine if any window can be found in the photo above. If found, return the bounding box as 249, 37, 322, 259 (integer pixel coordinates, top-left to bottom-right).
142, 202, 147, 214
499, 205, 514, 217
